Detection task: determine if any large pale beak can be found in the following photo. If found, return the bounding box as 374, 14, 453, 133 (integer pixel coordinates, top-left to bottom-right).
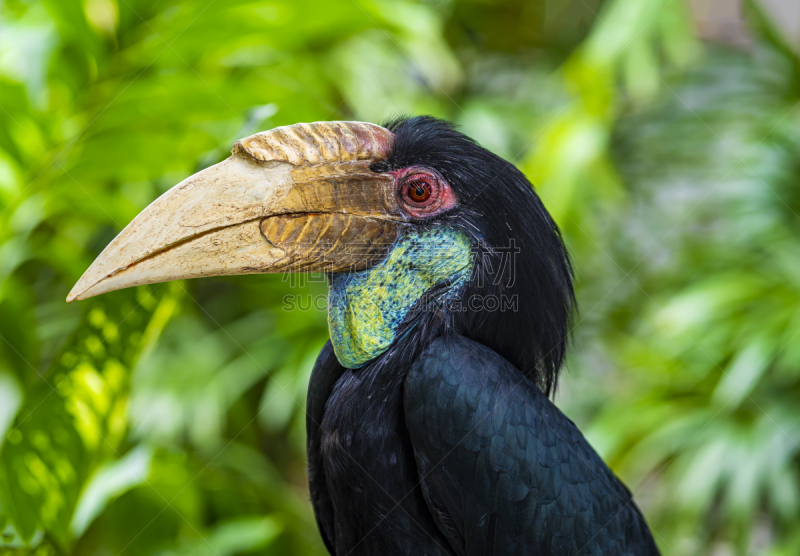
67, 121, 401, 302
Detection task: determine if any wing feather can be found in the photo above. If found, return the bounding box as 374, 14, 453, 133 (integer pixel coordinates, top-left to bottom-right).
307, 341, 345, 554
404, 335, 659, 556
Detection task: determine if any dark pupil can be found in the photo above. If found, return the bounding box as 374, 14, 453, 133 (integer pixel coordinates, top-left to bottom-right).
408, 180, 431, 202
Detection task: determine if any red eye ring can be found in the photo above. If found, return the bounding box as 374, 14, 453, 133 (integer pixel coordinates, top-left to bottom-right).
406, 178, 432, 203
391, 167, 457, 219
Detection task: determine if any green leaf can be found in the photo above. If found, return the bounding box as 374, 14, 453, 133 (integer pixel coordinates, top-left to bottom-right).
69, 444, 154, 538
0, 285, 181, 547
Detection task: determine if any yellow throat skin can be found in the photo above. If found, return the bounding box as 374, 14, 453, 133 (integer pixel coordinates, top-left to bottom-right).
327, 227, 473, 369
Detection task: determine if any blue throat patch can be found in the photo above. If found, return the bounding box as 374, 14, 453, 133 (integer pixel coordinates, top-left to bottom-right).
327, 227, 472, 369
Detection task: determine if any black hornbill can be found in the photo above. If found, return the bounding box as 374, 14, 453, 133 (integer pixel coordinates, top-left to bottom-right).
69, 117, 659, 555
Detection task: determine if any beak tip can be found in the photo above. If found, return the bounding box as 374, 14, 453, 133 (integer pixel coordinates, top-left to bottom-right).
67, 274, 100, 303
66, 287, 83, 303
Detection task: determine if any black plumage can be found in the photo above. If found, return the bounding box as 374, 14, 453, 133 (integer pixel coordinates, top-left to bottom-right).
307, 117, 659, 555
405, 335, 659, 555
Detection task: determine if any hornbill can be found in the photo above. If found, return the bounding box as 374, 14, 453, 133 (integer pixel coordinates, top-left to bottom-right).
68, 117, 659, 555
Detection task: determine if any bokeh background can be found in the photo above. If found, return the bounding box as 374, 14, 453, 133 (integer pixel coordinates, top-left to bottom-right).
1, 0, 799, 554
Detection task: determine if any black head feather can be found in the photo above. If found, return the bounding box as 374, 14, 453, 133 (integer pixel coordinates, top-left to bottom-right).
371, 116, 575, 396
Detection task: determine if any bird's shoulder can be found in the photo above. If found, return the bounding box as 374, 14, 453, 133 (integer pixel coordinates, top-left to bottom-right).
403, 334, 659, 555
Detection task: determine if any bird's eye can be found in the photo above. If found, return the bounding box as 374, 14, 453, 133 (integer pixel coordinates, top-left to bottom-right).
393, 167, 457, 219
406, 178, 432, 203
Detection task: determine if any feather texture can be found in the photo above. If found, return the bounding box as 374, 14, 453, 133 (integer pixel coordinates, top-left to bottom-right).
404, 335, 659, 555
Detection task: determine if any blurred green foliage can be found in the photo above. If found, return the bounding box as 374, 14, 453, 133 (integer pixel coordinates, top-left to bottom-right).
0, 0, 799, 554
